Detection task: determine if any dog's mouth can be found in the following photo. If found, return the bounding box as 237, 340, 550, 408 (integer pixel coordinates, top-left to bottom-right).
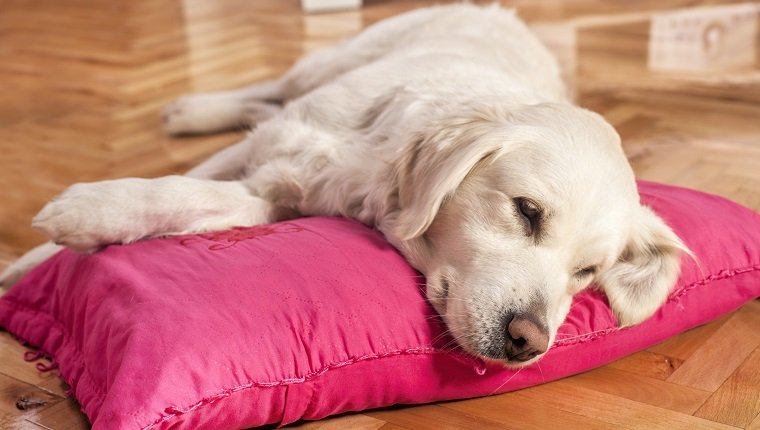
432, 275, 548, 367
475, 322, 548, 367
473, 332, 548, 368
459, 329, 547, 368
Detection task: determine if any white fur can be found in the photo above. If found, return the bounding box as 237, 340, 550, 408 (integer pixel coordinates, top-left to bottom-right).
1, 4, 687, 366
0, 242, 63, 288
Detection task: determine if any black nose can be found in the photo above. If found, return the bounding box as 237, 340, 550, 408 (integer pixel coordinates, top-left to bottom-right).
505, 315, 550, 362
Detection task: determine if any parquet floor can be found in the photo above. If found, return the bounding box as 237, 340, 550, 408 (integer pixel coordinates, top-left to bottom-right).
1, 0, 759, 429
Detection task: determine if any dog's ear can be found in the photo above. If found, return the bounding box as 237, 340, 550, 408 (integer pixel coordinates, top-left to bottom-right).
393, 116, 503, 241
598, 206, 689, 326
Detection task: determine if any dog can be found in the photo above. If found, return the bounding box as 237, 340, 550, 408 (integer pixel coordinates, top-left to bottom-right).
0, 4, 688, 366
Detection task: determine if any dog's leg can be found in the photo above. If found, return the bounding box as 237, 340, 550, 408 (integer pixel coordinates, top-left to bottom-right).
185, 139, 252, 181
32, 176, 273, 252
164, 38, 380, 136
163, 80, 284, 135
0, 242, 63, 288
1, 144, 260, 287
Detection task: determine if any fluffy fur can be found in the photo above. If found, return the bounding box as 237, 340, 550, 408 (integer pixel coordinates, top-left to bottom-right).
0, 4, 688, 366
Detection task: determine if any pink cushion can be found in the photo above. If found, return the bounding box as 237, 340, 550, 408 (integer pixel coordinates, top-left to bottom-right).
1, 181, 759, 429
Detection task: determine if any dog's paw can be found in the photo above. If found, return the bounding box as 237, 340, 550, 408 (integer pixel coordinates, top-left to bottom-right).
163, 94, 242, 135
32, 183, 127, 252
163, 94, 281, 136
163, 96, 197, 135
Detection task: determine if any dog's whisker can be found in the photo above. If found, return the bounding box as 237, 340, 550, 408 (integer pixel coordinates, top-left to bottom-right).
488, 367, 524, 396
429, 329, 455, 345
537, 361, 546, 383
439, 331, 477, 353
552, 328, 614, 343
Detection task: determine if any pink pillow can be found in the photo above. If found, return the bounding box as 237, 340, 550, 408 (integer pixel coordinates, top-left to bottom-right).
1, 181, 759, 429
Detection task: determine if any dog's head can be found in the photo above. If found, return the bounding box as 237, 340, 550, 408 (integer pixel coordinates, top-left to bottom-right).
389, 102, 687, 366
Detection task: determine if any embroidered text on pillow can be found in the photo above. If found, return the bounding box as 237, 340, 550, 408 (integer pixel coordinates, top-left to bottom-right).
177, 223, 304, 250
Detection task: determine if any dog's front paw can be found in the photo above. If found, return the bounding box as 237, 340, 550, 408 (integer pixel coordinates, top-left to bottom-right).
32, 183, 128, 252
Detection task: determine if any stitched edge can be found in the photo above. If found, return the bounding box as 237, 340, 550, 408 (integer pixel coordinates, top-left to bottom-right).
668, 264, 760, 303
142, 347, 447, 430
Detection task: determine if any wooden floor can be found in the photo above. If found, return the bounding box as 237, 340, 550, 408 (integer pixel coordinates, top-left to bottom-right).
1, 0, 760, 428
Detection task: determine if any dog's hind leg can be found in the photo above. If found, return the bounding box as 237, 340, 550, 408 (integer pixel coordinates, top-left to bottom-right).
163, 80, 284, 135
164, 38, 384, 136
31, 176, 274, 252
164, 6, 447, 136
0, 242, 63, 288
184, 139, 252, 180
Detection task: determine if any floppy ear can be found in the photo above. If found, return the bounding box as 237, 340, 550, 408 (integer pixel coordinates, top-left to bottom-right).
392, 116, 503, 241
599, 206, 689, 326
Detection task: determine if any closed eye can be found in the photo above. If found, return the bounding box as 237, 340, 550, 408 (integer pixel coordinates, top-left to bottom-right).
514, 197, 542, 237
574, 266, 598, 278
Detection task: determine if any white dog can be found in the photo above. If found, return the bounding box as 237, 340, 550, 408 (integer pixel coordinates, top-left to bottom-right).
1, 4, 687, 366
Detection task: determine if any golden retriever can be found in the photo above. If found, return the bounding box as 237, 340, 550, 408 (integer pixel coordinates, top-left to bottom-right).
1, 4, 688, 366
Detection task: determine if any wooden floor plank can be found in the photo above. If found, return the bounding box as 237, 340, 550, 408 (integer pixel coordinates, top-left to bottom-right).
378, 424, 412, 430
510, 380, 737, 430
0, 415, 48, 430
747, 413, 760, 430
28, 398, 91, 430
563, 366, 711, 414
667, 301, 760, 392
0, 373, 65, 428
368, 404, 521, 430
0, 332, 69, 398
607, 350, 684, 380
284, 414, 388, 430
694, 347, 760, 428
647, 313, 732, 361
441, 391, 615, 430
